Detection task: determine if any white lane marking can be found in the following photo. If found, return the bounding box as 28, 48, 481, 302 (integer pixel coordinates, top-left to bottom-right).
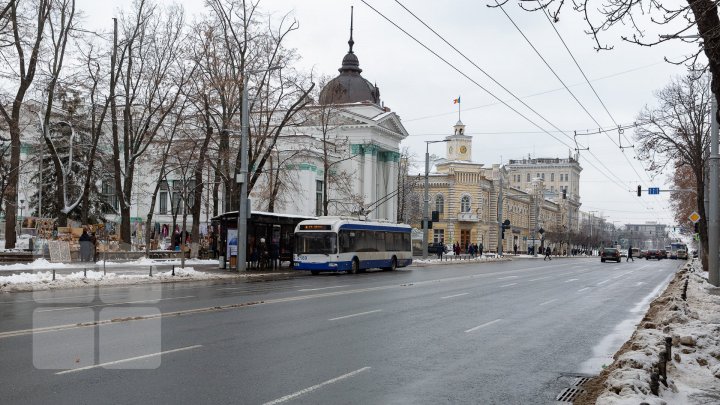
539, 299, 558, 306
500, 283, 517, 288
329, 310, 382, 321
55, 345, 203, 375
635, 282, 645, 286
298, 285, 349, 292
577, 287, 590, 293
465, 318, 502, 333
597, 279, 611, 285
529, 276, 551, 281
564, 279, 579, 283
36, 296, 197, 313
497, 275, 518, 280
441, 293, 469, 299
263, 367, 371, 405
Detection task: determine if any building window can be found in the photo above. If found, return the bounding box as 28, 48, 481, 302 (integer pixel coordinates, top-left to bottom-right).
541, 173, 545, 180
316, 180, 324, 216
435, 194, 444, 214
433, 229, 445, 244
461, 195, 471, 213
102, 180, 118, 213
159, 192, 168, 214
527, 173, 530, 182
551, 173, 554, 181
172, 191, 183, 214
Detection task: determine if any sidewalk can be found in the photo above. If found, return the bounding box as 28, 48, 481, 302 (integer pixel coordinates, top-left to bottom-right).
0, 258, 289, 293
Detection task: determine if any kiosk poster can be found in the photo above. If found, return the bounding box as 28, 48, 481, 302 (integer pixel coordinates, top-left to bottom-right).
226, 229, 238, 257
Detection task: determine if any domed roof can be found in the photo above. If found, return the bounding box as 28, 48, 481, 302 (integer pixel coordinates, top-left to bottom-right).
318, 11, 380, 106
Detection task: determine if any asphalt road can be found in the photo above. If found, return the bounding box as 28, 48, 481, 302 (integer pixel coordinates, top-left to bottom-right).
0, 256, 682, 404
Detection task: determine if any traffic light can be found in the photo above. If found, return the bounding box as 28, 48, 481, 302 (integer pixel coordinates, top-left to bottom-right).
562, 188, 567, 199
637, 185, 641, 196
694, 222, 699, 234
501, 219, 510, 239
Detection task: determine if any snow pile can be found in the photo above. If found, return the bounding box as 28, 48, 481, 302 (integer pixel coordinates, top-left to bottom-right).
578, 259, 720, 404
0, 266, 243, 292
412, 255, 511, 265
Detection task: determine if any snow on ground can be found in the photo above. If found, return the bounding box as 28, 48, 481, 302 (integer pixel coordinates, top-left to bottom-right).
580, 259, 720, 404
0, 257, 285, 292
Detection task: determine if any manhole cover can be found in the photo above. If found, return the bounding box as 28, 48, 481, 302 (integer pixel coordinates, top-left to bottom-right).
556, 387, 584, 402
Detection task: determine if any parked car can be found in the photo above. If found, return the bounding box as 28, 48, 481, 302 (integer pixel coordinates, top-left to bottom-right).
639, 249, 647, 259
601, 248, 621, 263
659, 248, 668, 259
620, 249, 628, 258
676, 249, 688, 260
427, 243, 448, 255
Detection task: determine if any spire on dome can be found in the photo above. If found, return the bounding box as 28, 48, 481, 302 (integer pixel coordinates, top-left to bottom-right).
348, 6, 354, 53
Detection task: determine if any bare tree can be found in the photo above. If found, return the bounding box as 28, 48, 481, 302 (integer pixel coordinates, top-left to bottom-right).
0, 0, 52, 248
109, 0, 192, 246
199, 0, 314, 217
668, 163, 697, 232
397, 147, 420, 223
635, 73, 710, 267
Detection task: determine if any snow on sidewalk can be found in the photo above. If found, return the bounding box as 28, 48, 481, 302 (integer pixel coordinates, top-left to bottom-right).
0, 258, 274, 292
576, 259, 720, 404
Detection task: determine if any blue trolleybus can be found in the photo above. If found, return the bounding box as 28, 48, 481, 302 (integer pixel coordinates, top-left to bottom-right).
293, 217, 413, 275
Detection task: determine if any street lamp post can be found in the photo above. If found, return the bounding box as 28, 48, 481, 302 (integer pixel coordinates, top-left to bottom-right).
237, 66, 281, 272
423, 140, 448, 259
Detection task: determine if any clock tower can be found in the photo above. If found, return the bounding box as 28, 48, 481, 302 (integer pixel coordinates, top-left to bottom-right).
446, 120, 472, 162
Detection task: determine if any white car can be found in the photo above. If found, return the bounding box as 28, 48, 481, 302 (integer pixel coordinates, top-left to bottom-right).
620, 249, 628, 258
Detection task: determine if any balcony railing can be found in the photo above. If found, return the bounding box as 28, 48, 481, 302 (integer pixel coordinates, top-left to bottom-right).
457, 212, 479, 222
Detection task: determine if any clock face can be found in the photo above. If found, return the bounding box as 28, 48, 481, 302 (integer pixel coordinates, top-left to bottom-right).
460, 145, 467, 154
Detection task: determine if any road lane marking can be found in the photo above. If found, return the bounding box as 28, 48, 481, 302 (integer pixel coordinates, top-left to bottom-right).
36, 296, 197, 313
329, 310, 382, 321
497, 275, 518, 280
529, 276, 551, 281
500, 283, 517, 288
539, 299, 558, 306
441, 293, 469, 299
55, 345, 203, 375
577, 287, 590, 292
564, 279, 579, 283
263, 367, 371, 405
465, 318, 502, 333
298, 285, 349, 292
597, 279, 611, 285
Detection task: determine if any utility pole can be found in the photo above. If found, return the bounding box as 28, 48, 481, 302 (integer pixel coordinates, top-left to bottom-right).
423, 139, 448, 259
497, 167, 504, 256
710, 93, 719, 286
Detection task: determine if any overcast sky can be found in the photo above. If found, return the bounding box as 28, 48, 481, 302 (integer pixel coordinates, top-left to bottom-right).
77, 0, 701, 227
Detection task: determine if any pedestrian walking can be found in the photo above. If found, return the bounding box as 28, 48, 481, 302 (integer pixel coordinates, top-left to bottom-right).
513, 243, 518, 255
544, 246, 552, 261
478, 242, 484, 257
627, 245, 634, 262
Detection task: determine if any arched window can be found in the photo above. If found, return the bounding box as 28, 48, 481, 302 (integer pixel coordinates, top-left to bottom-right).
435, 194, 444, 213
461, 195, 471, 213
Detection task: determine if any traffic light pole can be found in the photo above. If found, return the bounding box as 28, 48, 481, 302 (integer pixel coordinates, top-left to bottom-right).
709, 95, 719, 286
497, 171, 504, 256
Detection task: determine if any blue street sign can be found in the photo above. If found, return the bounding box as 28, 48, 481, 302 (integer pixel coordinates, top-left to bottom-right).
648, 187, 660, 195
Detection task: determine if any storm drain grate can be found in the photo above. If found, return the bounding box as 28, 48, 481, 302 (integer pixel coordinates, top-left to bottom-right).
572, 376, 591, 386
556, 387, 584, 402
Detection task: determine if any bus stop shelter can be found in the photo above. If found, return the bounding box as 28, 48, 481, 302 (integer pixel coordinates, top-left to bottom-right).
211, 211, 315, 269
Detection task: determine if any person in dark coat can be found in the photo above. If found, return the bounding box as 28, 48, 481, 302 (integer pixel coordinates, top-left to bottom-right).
79, 230, 92, 262
627, 245, 634, 262
544, 246, 552, 261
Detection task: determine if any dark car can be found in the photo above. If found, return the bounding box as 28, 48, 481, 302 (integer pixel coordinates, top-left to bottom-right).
645, 249, 663, 260
427, 243, 447, 255
601, 248, 621, 263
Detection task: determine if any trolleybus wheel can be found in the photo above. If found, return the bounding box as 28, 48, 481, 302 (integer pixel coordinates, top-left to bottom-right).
348, 258, 359, 274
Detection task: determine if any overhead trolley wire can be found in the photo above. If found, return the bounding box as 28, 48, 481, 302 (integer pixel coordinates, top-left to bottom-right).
388, 0, 629, 189
380, 1, 650, 206
362, 0, 665, 215
493, 1, 664, 212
